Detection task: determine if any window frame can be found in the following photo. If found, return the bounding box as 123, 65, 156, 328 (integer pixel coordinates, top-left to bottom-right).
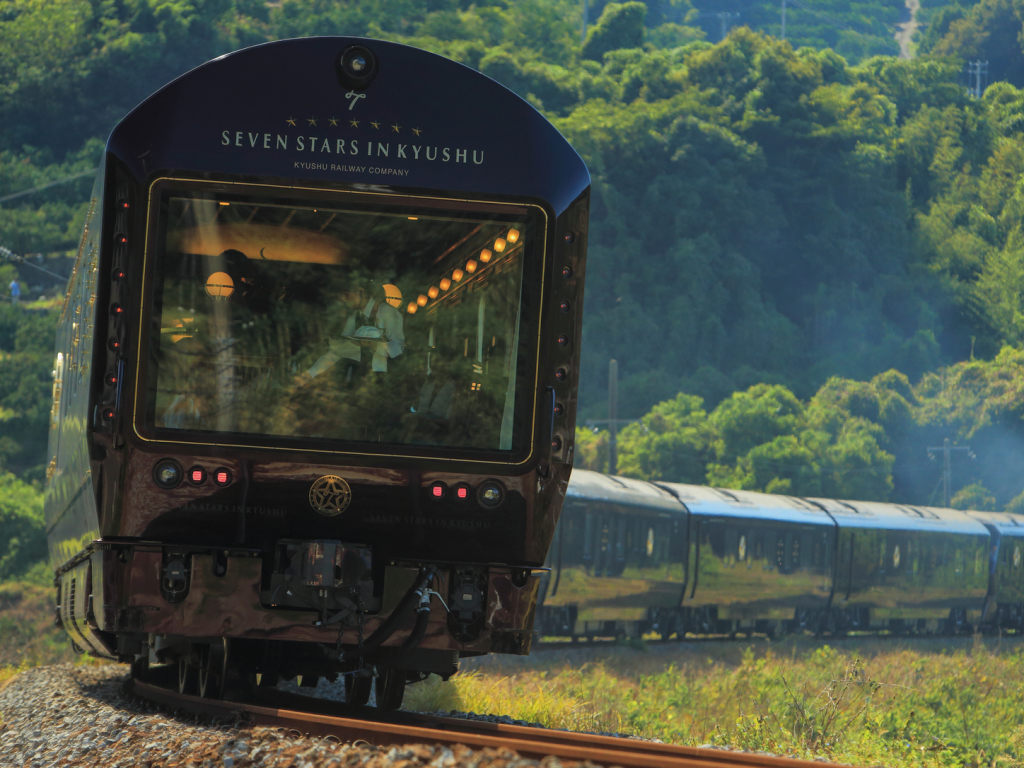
130, 176, 551, 466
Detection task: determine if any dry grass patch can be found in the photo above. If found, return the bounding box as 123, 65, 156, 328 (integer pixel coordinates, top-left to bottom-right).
406, 635, 1024, 767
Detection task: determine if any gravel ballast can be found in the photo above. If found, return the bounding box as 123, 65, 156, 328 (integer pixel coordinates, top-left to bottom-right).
0, 664, 590, 768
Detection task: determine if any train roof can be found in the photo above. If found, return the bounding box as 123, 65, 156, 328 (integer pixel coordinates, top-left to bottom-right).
105, 37, 590, 215
657, 482, 835, 527
808, 498, 990, 535
965, 510, 1024, 536
565, 470, 682, 514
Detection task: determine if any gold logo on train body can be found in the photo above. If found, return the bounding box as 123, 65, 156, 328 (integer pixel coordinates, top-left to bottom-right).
309, 475, 352, 516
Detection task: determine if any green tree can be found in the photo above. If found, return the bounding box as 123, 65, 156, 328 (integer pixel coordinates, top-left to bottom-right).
951, 481, 998, 509
582, 2, 646, 61
615, 393, 714, 481
0, 472, 45, 580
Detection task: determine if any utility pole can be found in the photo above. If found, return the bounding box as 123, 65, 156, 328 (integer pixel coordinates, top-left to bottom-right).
927, 438, 975, 507
608, 358, 618, 475
718, 12, 740, 40
781, 0, 787, 39
697, 11, 741, 41
966, 60, 989, 98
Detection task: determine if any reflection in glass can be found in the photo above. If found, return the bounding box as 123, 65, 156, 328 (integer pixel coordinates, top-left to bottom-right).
146, 188, 534, 453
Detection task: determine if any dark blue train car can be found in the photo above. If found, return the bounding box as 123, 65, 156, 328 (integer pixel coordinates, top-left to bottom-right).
538, 470, 1012, 640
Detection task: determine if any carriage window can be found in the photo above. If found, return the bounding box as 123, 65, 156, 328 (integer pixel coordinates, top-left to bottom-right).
142, 183, 543, 455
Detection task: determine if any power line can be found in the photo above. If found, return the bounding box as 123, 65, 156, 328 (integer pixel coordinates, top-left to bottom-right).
0, 170, 93, 205
0, 245, 69, 282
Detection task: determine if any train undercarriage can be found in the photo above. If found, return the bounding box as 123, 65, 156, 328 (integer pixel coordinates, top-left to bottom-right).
55, 540, 540, 707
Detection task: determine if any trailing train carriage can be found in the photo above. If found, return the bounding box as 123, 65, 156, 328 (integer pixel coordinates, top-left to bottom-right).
809, 499, 989, 634
962, 511, 1024, 629
664, 485, 837, 635
540, 470, 684, 637
537, 470, 1018, 639
46, 37, 590, 707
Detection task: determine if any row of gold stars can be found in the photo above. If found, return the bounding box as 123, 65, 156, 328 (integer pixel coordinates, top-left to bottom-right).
285, 116, 422, 135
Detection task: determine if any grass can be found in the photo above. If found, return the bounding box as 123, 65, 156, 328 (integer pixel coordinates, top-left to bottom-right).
0, 580, 77, 670
406, 635, 1024, 767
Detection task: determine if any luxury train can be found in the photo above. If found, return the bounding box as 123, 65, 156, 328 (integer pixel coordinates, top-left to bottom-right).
45, 37, 589, 708
536, 470, 1024, 639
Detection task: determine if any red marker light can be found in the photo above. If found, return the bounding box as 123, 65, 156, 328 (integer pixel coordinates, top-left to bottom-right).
457, 487, 468, 499
192, 470, 203, 482
432, 485, 444, 497
217, 471, 228, 483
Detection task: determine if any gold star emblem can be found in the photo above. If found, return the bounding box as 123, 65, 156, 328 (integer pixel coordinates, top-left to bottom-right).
349, 119, 360, 128
286, 117, 297, 126
412, 127, 422, 137
370, 121, 381, 130
329, 117, 339, 127
391, 124, 401, 133
309, 475, 352, 516
307, 117, 317, 126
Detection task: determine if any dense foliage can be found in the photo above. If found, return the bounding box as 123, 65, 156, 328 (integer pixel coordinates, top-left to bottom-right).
6, 0, 1024, 511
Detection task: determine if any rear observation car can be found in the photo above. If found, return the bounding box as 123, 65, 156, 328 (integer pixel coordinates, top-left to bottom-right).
44, 37, 590, 706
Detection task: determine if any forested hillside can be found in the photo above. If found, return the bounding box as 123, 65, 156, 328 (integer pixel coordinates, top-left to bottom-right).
7, 0, 1024, 571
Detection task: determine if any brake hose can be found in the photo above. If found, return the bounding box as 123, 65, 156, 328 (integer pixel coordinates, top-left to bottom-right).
336, 568, 432, 662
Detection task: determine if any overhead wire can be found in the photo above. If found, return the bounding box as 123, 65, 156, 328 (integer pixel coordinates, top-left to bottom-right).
0, 170, 94, 205
0, 245, 69, 282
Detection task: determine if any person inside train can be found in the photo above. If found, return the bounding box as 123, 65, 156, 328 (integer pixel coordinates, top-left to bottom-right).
297, 277, 406, 387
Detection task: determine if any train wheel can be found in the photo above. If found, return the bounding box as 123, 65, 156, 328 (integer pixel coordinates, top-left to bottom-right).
198, 642, 225, 699
178, 653, 197, 695
345, 672, 372, 707
375, 669, 406, 711
130, 655, 149, 681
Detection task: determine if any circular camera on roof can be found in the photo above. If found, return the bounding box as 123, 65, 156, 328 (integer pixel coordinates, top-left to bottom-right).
336, 45, 379, 91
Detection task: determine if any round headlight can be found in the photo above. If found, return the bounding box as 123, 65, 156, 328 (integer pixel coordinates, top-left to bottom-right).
153, 459, 182, 489
477, 480, 506, 508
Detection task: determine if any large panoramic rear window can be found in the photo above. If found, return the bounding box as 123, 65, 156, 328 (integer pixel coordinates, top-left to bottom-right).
139, 181, 546, 457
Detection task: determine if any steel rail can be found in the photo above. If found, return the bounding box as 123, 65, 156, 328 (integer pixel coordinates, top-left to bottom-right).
131, 677, 850, 768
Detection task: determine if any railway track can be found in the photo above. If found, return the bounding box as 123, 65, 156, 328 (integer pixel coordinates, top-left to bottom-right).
131, 674, 848, 768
